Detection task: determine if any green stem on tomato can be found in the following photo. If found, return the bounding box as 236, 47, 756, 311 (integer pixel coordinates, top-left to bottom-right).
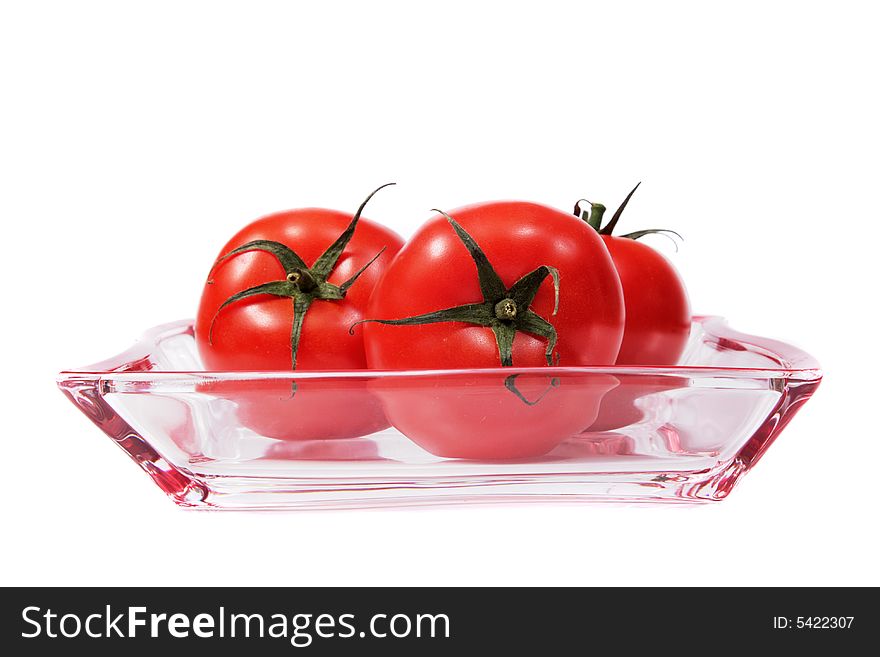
573, 182, 682, 248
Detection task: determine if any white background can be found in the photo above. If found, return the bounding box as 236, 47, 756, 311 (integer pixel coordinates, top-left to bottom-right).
1, 1, 877, 586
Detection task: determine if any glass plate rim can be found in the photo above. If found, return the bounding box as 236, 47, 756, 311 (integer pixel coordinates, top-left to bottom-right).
57, 315, 822, 382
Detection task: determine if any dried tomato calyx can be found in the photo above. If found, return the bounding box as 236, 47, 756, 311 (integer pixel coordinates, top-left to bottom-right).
574, 182, 682, 247
207, 183, 394, 370
351, 210, 560, 367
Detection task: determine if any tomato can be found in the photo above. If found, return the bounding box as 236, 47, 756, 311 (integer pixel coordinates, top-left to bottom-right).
600, 236, 690, 365
359, 202, 625, 458
194, 185, 404, 440
584, 234, 691, 431
575, 183, 691, 366
585, 230, 691, 430
575, 183, 691, 431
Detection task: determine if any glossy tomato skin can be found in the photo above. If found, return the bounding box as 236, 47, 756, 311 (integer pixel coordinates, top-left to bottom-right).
364, 202, 625, 370
362, 202, 625, 459
585, 237, 691, 432
600, 235, 691, 366
197, 208, 403, 371
195, 208, 404, 441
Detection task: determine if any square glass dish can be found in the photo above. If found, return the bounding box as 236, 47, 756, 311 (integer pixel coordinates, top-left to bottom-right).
57, 316, 821, 508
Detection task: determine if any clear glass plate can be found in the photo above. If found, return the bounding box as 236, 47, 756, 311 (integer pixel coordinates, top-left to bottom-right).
57, 316, 821, 508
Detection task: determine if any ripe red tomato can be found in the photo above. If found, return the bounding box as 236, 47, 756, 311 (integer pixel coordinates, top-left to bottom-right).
195, 185, 404, 440
359, 202, 625, 458
575, 184, 691, 366
600, 236, 690, 365
575, 184, 691, 432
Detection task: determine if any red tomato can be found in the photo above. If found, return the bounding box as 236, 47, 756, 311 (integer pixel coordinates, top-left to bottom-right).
600, 236, 690, 365
575, 183, 691, 431
359, 202, 625, 458
195, 185, 404, 440
575, 183, 691, 366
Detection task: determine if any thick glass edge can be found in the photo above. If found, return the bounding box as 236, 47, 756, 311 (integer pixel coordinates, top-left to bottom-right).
57, 316, 823, 384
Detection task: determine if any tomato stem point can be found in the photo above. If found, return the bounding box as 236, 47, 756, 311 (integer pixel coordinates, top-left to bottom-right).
495, 298, 518, 320
574, 182, 682, 246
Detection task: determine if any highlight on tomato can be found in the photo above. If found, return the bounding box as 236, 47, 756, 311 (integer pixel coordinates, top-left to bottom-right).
194, 184, 405, 440
355, 201, 624, 458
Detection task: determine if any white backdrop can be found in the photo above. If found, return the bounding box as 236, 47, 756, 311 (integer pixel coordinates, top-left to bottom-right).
1, 1, 877, 586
